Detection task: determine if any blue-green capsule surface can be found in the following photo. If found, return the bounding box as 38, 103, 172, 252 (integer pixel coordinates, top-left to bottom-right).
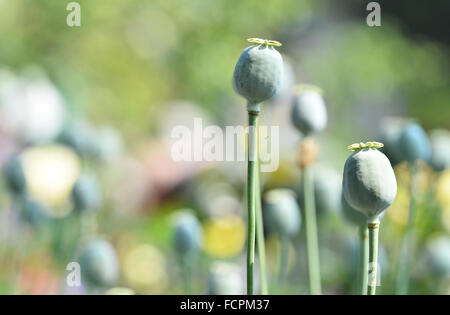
233, 45, 283, 105
398, 123, 431, 163
426, 236, 450, 276
264, 189, 301, 237
291, 90, 327, 136
207, 262, 243, 295
343, 148, 397, 220
79, 239, 119, 287
172, 210, 203, 255
72, 173, 102, 213
429, 129, 450, 172
3, 156, 26, 195
340, 192, 367, 227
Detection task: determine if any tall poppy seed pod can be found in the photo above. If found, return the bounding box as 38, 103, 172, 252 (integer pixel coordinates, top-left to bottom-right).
3, 156, 26, 195
429, 129, 450, 172
233, 38, 283, 108
378, 117, 411, 166
398, 123, 431, 164
264, 189, 301, 237
343, 142, 397, 221
207, 262, 244, 295
291, 86, 327, 136
72, 173, 102, 213
172, 210, 203, 255
78, 239, 119, 287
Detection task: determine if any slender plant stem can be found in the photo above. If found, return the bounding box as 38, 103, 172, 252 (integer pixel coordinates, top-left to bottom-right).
396, 163, 419, 294
247, 111, 259, 295
358, 225, 369, 295
368, 220, 380, 295
278, 235, 289, 288
303, 165, 321, 295
255, 158, 268, 294
181, 254, 192, 294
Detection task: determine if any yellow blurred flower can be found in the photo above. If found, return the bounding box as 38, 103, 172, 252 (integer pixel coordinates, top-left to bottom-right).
105, 287, 136, 295
387, 183, 409, 226
204, 214, 245, 258
21, 145, 80, 215
436, 170, 450, 208
122, 244, 168, 293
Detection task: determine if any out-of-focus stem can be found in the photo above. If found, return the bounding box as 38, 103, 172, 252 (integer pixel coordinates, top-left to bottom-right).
303, 165, 321, 295
396, 163, 419, 294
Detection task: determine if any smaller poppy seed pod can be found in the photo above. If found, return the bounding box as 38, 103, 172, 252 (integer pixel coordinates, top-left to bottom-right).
343, 142, 397, 221
20, 198, 49, 227
172, 210, 203, 255
426, 236, 450, 276
398, 123, 431, 164
72, 173, 102, 213
298, 166, 342, 215
207, 262, 244, 295
233, 38, 283, 107
3, 156, 26, 195
264, 189, 301, 237
291, 86, 327, 136
78, 239, 119, 287
429, 129, 450, 172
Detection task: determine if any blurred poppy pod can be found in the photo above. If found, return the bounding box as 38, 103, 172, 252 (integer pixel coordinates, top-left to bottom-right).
398, 123, 431, 164
3, 156, 26, 195
233, 38, 283, 107
426, 236, 450, 276
290, 86, 327, 136
72, 173, 103, 213
207, 262, 244, 295
264, 189, 301, 237
299, 166, 342, 215
429, 129, 450, 172
172, 210, 203, 255
20, 198, 49, 227
343, 142, 397, 221
79, 239, 120, 287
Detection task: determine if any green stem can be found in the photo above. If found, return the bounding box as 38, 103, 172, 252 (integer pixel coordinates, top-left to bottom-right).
181, 254, 192, 294
255, 158, 268, 294
246, 111, 259, 295
303, 165, 321, 295
368, 220, 380, 295
278, 235, 289, 288
359, 225, 369, 295
396, 164, 418, 294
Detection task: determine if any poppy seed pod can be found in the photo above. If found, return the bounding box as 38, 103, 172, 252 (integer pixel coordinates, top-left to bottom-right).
426, 236, 450, 276
207, 262, 244, 295
299, 166, 342, 215
72, 173, 102, 213
264, 189, 301, 237
233, 38, 283, 107
340, 192, 366, 227
398, 123, 431, 163
79, 239, 119, 287
21, 198, 49, 227
343, 142, 397, 221
172, 210, 203, 255
429, 129, 450, 172
291, 86, 327, 136
3, 156, 26, 195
